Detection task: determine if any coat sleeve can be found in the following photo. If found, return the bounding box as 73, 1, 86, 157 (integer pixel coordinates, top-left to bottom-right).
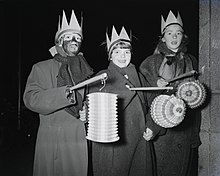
188, 54, 198, 72
23, 63, 74, 115
139, 55, 161, 87
139, 71, 166, 137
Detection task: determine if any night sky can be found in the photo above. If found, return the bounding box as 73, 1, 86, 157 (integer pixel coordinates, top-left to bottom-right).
1, 0, 198, 122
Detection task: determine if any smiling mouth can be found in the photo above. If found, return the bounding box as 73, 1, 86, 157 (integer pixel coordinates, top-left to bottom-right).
118, 60, 126, 63
72, 43, 78, 46
69, 44, 78, 48
171, 41, 178, 45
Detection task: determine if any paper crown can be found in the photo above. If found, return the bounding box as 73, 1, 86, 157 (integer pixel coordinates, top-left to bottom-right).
161, 11, 183, 34
106, 26, 131, 53
55, 10, 82, 42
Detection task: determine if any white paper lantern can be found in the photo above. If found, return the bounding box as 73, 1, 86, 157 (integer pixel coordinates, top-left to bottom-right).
86, 92, 119, 143
176, 80, 206, 108
150, 95, 186, 128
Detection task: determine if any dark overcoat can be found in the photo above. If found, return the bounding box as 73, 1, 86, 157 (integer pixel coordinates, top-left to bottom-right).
139, 52, 201, 176
23, 59, 88, 176
89, 62, 156, 176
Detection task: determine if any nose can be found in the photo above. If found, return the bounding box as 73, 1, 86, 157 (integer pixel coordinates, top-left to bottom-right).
172, 34, 177, 39
121, 52, 126, 58
71, 37, 76, 42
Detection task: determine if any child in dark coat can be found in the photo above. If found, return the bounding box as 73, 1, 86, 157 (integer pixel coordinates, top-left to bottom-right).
89, 26, 156, 176
139, 11, 201, 176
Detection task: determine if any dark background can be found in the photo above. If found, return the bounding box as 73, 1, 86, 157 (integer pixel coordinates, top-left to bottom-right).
1, 0, 198, 175
1, 0, 199, 111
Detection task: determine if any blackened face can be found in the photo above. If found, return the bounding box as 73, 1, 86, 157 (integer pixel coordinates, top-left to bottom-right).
62, 32, 82, 56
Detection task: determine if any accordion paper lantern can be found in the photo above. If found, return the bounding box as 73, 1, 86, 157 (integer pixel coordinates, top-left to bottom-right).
150, 95, 186, 128
86, 92, 119, 143
176, 80, 206, 109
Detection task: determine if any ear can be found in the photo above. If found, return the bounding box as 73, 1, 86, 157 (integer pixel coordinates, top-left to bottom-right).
161, 37, 165, 42
57, 36, 64, 46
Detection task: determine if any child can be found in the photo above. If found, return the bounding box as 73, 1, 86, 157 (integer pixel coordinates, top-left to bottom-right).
89, 26, 156, 176
139, 11, 201, 176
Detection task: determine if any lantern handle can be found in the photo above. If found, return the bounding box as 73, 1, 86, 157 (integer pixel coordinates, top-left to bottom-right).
99, 75, 108, 91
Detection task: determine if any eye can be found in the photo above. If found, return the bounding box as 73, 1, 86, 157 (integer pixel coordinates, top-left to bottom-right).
76, 37, 82, 42
64, 35, 72, 41
125, 51, 131, 54
112, 49, 120, 54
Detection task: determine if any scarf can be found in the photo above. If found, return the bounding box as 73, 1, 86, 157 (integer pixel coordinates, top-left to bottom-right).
157, 40, 188, 80
54, 54, 94, 117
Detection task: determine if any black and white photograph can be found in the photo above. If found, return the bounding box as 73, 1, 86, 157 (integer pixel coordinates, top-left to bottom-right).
0, 0, 219, 175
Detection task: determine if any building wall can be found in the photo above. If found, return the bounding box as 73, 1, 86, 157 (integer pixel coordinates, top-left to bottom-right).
199, 0, 220, 175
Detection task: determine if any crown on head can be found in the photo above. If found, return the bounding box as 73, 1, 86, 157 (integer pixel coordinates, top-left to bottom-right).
161, 10, 183, 34
55, 10, 82, 43
106, 26, 131, 53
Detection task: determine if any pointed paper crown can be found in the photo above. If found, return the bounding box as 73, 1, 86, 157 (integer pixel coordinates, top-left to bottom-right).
106, 26, 131, 54
161, 11, 183, 34
55, 10, 82, 43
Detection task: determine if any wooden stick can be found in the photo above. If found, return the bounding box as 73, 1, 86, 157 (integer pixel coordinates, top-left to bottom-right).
70, 73, 107, 91
129, 87, 173, 91
167, 70, 197, 83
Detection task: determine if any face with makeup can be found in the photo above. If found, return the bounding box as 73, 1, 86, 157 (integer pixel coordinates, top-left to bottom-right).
162, 24, 183, 52
109, 42, 132, 68
59, 32, 82, 56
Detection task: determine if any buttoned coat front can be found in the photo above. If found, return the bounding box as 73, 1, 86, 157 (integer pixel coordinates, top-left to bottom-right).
89, 63, 156, 176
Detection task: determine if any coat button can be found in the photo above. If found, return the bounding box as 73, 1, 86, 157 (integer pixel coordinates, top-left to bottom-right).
177, 144, 182, 148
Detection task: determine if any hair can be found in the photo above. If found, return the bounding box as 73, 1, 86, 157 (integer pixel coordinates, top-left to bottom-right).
162, 23, 183, 34
108, 41, 132, 58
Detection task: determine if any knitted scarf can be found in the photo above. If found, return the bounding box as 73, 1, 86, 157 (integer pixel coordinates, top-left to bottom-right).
54, 54, 94, 117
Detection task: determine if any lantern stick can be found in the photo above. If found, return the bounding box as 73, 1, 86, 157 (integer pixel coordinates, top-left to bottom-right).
167, 70, 197, 83
70, 73, 107, 91
128, 87, 173, 91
